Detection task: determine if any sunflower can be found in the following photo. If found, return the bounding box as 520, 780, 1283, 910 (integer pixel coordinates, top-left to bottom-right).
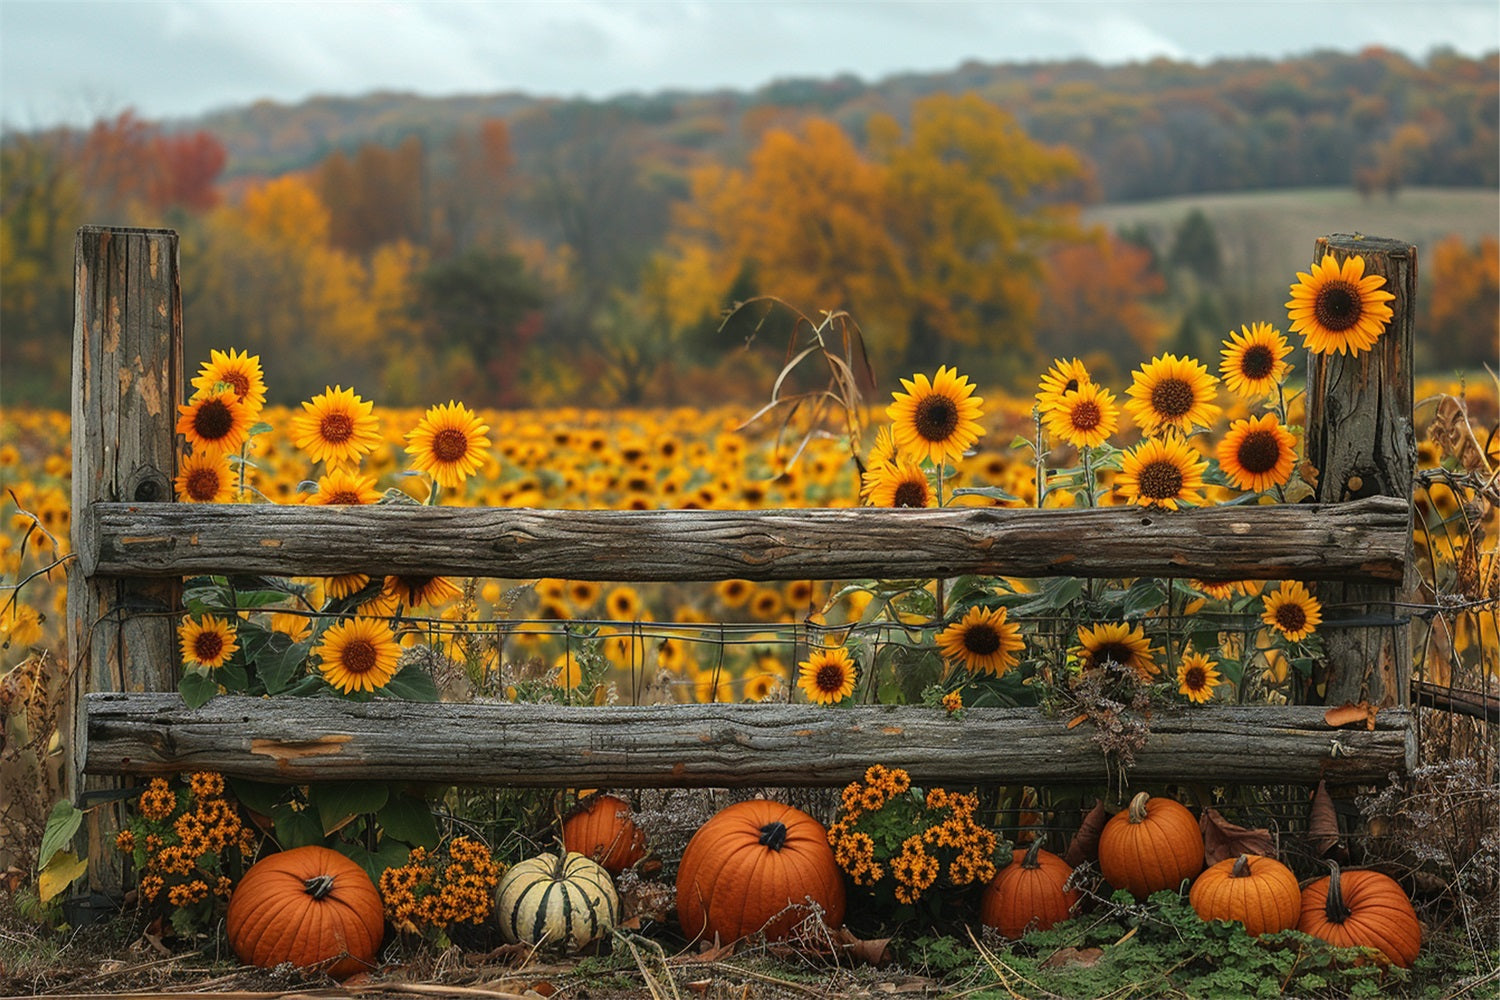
315, 617, 400, 694
306, 469, 382, 506
1115, 435, 1208, 510
1219, 323, 1292, 399
1043, 382, 1119, 450
178, 613, 238, 670
1077, 622, 1157, 678
1262, 580, 1323, 642
325, 573, 372, 601
406, 400, 492, 489
750, 587, 785, 620
716, 579, 753, 608
289, 385, 382, 468
1176, 651, 1222, 704
1035, 358, 1092, 414
269, 612, 312, 643
554, 654, 585, 690
382, 574, 462, 609
190, 348, 267, 419
568, 579, 601, 608
887, 366, 985, 467
1124, 354, 1221, 436
1217, 414, 1298, 493
798, 646, 858, 705
743, 672, 780, 702
1285, 254, 1395, 356
174, 450, 234, 503
861, 459, 935, 508
176, 388, 252, 456
605, 585, 642, 620
868, 425, 901, 468
935, 605, 1024, 677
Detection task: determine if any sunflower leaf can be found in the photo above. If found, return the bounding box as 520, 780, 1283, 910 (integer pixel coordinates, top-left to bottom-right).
378, 790, 439, 848
380, 663, 439, 703
39, 799, 85, 869
255, 635, 309, 695
949, 486, 1022, 503
309, 782, 390, 835
179, 671, 219, 709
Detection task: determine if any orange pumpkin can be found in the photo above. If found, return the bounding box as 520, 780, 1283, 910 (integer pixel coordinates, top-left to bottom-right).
1298, 862, 1421, 968
226, 845, 384, 980
981, 836, 1079, 938
675, 799, 845, 944
563, 794, 646, 874
1189, 853, 1300, 936
1097, 791, 1203, 900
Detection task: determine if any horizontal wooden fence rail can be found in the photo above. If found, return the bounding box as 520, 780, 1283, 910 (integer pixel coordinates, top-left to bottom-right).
84, 694, 1416, 787
83, 495, 1409, 583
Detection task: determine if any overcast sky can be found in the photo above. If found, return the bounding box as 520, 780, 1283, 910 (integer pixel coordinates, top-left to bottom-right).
3, 1, 1497, 129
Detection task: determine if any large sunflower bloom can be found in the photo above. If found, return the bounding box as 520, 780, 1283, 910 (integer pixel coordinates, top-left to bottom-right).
1035, 358, 1092, 414
1217, 414, 1297, 493
935, 605, 1024, 677
798, 646, 858, 705
307, 469, 383, 506
1043, 382, 1119, 450
315, 617, 401, 694
174, 450, 234, 503
289, 385, 382, 468
1219, 323, 1292, 399
190, 347, 267, 419
406, 400, 492, 489
1176, 651, 1222, 704
1262, 580, 1323, 642
861, 460, 935, 508
1077, 622, 1158, 678
381, 574, 462, 609
176, 388, 251, 456
179, 613, 238, 670
1115, 435, 1208, 510
1285, 254, 1395, 356
1124, 354, 1221, 436
887, 366, 984, 468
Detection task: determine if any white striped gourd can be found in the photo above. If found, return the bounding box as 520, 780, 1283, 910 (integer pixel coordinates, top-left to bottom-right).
495, 850, 620, 950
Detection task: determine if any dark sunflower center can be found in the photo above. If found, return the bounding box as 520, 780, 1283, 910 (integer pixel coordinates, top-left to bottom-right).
1275, 604, 1308, 633
815, 662, 847, 693
1070, 400, 1102, 431
319, 412, 354, 444
962, 623, 1001, 655
395, 576, 431, 602
1149, 377, 1195, 418
194, 632, 224, 661
324, 489, 361, 504
432, 427, 470, 462
1138, 459, 1184, 500
1184, 666, 1207, 690
224, 372, 251, 399
1240, 345, 1276, 380
1237, 430, 1283, 475
193, 399, 234, 441
1093, 642, 1135, 668
914, 395, 960, 442
1313, 282, 1362, 332
893, 480, 929, 507
185, 467, 222, 501
342, 638, 377, 674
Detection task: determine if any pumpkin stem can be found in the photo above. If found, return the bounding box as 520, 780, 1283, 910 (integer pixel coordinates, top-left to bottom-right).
759, 821, 789, 851
553, 837, 570, 879
1021, 833, 1047, 870
1324, 860, 1351, 924
303, 873, 336, 900
1126, 791, 1151, 824
1230, 854, 1253, 879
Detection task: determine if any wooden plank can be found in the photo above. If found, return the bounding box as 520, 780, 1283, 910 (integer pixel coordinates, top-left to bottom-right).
85, 495, 1409, 583
84, 694, 1415, 786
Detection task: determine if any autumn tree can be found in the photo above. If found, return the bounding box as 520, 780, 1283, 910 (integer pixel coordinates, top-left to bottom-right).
315, 136, 425, 255
1423, 235, 1498, 371
430, 119, 514, 256
1035, 231, 1168, 377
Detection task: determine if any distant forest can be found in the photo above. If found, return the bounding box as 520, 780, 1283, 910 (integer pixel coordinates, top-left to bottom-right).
4, 47, 1496, 406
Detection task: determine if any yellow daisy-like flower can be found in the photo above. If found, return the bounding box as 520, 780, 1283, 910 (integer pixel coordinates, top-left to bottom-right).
868, 425, 901, 468
1285, 253, 1395, 356
174, 450, 234, 503
860, 459, 935, 508
1217, 414, 1298, 493
315, 617, 401, 694
1124, 353, 1221, 436
941, 690, 963, 714
605, 585, 642, 621
1219, 323, 1292, 399
1115, 435, 1208, 510
1035, 357, 1092, 414
269, 612, 312, 642
1043, 382, 1119, 450
1176, 651, 1222, 704
743, 672, 779, 702
178, 613, 238, 670
935, 605, 1024, 677
1262, 580, 1323, 642
190, 347, 267, 419
1077, 622, 1158, 678
290, 385, 382, 468
176, 388, 252, 456
887, 366, 985, 468
325, 573, 372, 601
406, 400, 492, 490
798, 646, 858, 705
716, 579, 752, 608
307, 469, 382, 506
381, 574, 462, 609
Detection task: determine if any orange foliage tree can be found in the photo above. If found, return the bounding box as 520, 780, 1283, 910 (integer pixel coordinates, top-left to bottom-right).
1424, 235, 1499, 371
1036, 232, 1168, 378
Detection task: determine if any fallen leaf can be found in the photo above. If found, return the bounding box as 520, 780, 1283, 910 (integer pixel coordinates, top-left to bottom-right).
1200, 808, 1275, 865
1324, 702, 1378, 730
1041, 946, 1104, 969
1066, 713, 1089, 730
1309, 781, 1342, 857
835, 926, 893, 966
1064, 799, 1108, 867
37, 850, 87, 903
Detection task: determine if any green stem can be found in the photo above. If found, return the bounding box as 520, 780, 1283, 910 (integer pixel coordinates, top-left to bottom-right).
426, 478, 441, 506
1034, 410, 1047, 509
1082, 446, 1096, 508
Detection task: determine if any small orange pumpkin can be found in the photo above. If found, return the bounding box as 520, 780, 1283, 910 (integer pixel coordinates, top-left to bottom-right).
1189, 853, 1300, 936
1097, 791, 1203, 900
675, 799, 845, 944
981, 835, 1079, 938
1298, 861, 1421, 968
226, 845, 384, 980
563, 793, 646, 874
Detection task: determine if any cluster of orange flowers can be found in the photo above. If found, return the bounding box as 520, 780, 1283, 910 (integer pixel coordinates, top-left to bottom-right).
378, 836, 504, 932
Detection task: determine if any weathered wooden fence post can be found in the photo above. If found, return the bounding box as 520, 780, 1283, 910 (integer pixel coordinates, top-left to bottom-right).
66, 226, 182, 893
1303, 234, 1417, 709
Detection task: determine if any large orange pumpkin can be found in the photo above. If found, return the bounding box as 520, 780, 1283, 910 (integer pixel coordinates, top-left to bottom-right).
563, 794, 646, 874
1298, 862, 1421, 968
981, 836, 1079, 938
226, 845, 384, 980
1097, 792, 1203, 900
675, 799, 845, 944
1189, 853, 1300, 936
